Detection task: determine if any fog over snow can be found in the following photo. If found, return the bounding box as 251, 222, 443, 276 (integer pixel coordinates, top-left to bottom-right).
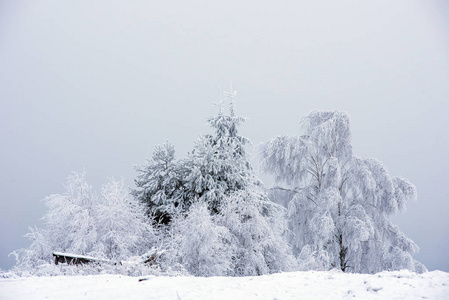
1, 0, 448, 273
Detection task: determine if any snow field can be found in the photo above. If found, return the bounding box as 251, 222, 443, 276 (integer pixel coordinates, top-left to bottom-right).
1, 270, 448, 300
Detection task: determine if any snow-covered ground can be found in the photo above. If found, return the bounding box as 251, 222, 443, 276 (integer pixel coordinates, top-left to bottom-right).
1, 270, 448, 300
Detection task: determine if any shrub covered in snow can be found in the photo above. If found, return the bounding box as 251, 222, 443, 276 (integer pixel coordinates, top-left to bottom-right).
11, 173, 156, 276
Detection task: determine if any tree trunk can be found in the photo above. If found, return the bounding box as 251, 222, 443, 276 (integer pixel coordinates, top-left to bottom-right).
339, 233, 348, 272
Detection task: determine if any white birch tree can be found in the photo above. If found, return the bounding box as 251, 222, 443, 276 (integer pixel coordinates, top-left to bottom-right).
260, 110, 426, 273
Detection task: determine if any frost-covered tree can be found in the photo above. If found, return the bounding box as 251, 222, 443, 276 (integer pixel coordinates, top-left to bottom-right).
133, 90, 256, 220
12, 172, 155, 270
132, 142, 184, 225
42, 172, 98, 256
217, 189, 296, 276
181, 90, 256, 214
171, 201, 234, 276
95, 179, 154, 261
11, 172, 98, 269
174, 90, 295, 276
9, 226, 52, 271
260, 110, 426, 273
135, 89, 296, 276
167, 188, 295, 277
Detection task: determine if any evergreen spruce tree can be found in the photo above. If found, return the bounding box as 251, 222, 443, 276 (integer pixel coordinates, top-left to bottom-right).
133, 90, 256, 220
175, 90, 295, 275
132, 142, 184, 225
134, 89, 296, 276
181, 90, 255, 213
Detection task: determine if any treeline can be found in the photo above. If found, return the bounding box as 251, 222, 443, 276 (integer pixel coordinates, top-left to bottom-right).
10, 91, 426, 277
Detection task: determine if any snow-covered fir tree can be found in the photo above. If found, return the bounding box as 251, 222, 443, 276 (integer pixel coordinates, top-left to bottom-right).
132, 142, 185, 225
176, 89, 257, 216
177, 90, 295, 275
260, 110, 426, 273
133, 90, 256, 219
135, 89, 296, 276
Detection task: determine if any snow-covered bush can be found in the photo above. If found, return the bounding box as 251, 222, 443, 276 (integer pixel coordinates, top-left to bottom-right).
44, 172, 99, 257
260, 110, 426, 273
217, 189, 296, 276
166, 190, 296, 277
95, 179, 154, 262
171, 201, 234, 276
9, 226, 52, 271
11, 172, 156, 275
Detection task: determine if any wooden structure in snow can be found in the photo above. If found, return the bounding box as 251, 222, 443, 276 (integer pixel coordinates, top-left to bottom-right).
53, 252, 107, 265
52, 248, 165, 266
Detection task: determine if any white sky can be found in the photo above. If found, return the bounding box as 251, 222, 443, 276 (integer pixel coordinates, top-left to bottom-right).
1, 0, 448, 271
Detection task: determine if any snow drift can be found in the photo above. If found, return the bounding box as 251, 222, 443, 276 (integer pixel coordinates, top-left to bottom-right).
1, 270, 448, 300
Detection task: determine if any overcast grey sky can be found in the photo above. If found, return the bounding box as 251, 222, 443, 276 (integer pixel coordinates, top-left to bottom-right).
1, 1, 448, 271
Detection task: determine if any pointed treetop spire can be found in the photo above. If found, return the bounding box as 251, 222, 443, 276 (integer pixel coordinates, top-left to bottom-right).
223, 81, 237, 117
213, 84, 225, 115
213, 82, 238, 117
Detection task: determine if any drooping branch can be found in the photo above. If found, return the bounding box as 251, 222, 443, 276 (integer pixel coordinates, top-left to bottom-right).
269, 186, 302, 194
268, 186, 318, 206
339, 177, 349, 192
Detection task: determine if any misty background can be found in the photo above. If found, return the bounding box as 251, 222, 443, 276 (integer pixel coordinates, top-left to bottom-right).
1, 1, 448, 271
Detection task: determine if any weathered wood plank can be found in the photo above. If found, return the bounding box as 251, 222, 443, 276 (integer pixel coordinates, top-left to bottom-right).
52, 252, 106, 265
